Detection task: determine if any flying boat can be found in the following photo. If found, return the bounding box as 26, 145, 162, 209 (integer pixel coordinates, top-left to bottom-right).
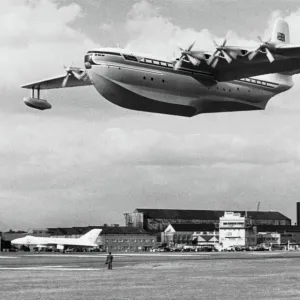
22, 19, 300, 117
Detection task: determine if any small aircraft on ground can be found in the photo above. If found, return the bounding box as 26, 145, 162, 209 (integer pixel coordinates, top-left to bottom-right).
22, 19, 300, 117
11, 228, 102, 252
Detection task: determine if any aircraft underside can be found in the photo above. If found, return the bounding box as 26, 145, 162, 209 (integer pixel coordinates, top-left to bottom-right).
89, 69, 271, 117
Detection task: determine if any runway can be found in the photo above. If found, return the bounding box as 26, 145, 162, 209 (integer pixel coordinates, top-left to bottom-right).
1, 251, 300, 299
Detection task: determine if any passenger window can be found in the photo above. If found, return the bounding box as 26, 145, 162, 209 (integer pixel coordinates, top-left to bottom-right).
160, 62, 167, 66
145, 59, 152, 63
153, 60, 160, 65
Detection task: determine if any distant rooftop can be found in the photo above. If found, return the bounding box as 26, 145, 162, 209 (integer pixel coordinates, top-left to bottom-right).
134, 209, 290, 221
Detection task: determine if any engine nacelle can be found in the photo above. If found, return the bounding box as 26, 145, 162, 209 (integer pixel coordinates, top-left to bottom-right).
23, 97, 52, 110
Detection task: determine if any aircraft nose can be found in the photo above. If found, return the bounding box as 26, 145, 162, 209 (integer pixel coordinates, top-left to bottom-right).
84, 54, 93, 69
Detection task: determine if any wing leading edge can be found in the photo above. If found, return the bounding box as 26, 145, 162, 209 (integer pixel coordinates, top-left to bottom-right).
21, 68, 93, 90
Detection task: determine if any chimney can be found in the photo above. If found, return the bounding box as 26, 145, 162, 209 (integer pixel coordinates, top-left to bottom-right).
297, 202, 300, 226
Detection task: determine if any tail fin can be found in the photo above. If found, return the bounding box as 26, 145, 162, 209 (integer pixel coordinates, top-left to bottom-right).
271, 18, 290, 44
79, 229, 102, 245
264, 18, 294, 87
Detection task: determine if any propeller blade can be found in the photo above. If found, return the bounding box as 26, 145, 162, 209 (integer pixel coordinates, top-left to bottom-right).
187, 41, 196, 52
221, 50, 232, 64
265, 48, 275, 63
187, 54, 200, 66
257, 36, 263, 44
174, 56, 184, 70
211, 57, 219, 68
248, 48, 260, 60
72, 70, 84, 80
207, 50, 218, 65
62, 74, 70, 87
222, 38, 227, 47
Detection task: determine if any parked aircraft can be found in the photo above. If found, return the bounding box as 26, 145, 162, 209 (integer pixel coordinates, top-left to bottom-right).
22, 19, 300, 117
11, 229, 102, 251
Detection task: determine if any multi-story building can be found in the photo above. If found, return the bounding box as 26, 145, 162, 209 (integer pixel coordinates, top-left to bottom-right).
257, 232, 281, 246
125, 208, 291, 232
99, 227, 157, 252
219, 212, 257, 248
162, 223, 219, 248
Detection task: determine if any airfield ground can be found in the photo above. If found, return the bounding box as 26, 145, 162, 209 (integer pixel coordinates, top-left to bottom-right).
0, 251, 300, 300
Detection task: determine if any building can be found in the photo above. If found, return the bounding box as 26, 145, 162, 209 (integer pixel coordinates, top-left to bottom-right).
125, 209, 291, 232
99, 227, 157, 252
256, 225, 300, 245
297, 202, 300, 226
257, 232, 281, 246
219, 212, 257, 248
162, 223, 218, 248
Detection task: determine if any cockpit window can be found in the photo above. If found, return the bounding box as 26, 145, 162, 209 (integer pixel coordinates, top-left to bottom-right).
87, 51, 121, 56
123, 54, 138, 61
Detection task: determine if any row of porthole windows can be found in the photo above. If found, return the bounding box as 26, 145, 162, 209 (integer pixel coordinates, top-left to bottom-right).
143, 76, 165, 83
213, 86, 251, 93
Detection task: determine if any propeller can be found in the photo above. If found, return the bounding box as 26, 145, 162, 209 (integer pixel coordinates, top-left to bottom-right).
173, 41, 206, 70
248, 37, 275, 63
62, 66, 87, 87
207, 33, 241, 68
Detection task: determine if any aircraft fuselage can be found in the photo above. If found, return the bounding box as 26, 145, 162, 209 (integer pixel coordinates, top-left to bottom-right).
84, 48, 293, 117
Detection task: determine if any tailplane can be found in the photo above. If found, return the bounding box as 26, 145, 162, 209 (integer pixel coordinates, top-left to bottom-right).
78, 229, 102, 245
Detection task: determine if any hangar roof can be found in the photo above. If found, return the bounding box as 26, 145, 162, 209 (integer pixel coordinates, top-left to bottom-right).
134, 209, 290, 221
168, 223, 217, 232
101, 227, 152, 235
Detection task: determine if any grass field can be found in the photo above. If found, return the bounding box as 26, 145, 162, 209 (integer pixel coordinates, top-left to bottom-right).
0, 252, 300, 299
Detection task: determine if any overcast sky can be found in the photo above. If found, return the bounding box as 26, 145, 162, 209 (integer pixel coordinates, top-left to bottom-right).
1, 0, 300, 231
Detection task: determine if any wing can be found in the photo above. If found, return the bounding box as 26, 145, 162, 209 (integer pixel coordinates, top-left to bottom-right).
211, 45, 300, 82
21, 68, 93, 90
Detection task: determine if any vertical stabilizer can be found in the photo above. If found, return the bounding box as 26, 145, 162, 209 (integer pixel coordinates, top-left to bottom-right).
262, 18, 294, 87
79, 229, 102, 245
271, 18, 290, 44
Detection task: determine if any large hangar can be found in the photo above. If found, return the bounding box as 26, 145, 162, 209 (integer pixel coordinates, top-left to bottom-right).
124, 209, 291, 232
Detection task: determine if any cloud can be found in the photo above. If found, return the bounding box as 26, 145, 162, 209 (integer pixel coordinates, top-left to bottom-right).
124, 0, 257, 59
0, 0, 99, 86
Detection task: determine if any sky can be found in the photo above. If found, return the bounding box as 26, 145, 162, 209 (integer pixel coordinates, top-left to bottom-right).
1, 0, 300, 231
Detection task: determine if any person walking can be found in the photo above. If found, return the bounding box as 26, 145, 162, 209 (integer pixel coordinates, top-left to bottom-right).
105, 252, 114, 270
